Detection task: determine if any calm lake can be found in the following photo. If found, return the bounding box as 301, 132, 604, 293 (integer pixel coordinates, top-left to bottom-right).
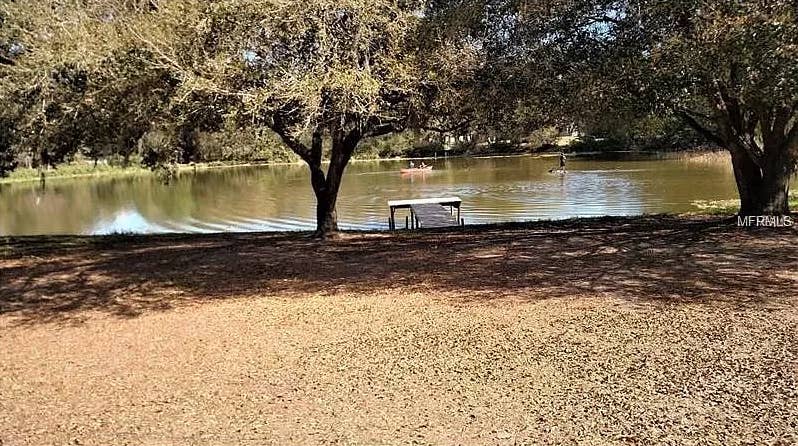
0, 153, 743, 236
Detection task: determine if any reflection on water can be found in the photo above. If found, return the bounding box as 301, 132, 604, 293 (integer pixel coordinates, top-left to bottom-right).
0, 153, 741, 235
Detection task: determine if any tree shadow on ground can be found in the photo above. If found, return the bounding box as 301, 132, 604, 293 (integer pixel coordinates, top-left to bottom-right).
1, 215, 796, 325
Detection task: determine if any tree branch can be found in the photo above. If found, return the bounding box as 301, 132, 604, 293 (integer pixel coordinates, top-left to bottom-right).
584, 15, 623, 26
343, 127, 363, 148
677, 110, 725, 147
269, 115, 314, 165
421, 119, 471, 134
366, 122, 404, 138
712, 81, 764, 167
309, 126, 323, 166
324, 123, 360, 190
363, 115, 405, 138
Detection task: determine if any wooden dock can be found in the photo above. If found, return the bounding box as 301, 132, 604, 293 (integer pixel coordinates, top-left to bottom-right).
388, 197, 463, 230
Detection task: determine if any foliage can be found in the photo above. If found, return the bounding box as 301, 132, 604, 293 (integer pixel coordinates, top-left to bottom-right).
0, 1, 179, 169
0, 0, 479, 234
357, 131, 443, 159
524, 127, 560, 151
196, 127, 298, 164
569, 114, 710, 152
146, 0, 474, 233
0, 113, 17, 176
441, 0, 798, 214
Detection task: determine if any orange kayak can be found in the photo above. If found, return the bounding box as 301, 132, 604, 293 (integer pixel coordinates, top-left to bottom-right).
400, 167, 433, 174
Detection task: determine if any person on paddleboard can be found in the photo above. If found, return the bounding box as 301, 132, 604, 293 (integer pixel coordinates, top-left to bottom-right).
559, 151, 567, 170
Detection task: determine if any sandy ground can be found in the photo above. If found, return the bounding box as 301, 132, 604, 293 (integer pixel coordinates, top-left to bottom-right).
1, 216, 797, 445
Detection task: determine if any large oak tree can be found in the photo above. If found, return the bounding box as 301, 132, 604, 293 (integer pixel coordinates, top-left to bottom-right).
132, 0, 474, 236
1, 0, 474, 236
464, 0, 798, 215
595, 0, 798, 215
0, 1, 179, 169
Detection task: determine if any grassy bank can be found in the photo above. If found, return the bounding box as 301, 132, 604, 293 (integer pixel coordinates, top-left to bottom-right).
692, 191, 798, 215
0, 147, 730, 185
0, 159, 310, 184
1, 216, 796, 445
0, 163, 150, 184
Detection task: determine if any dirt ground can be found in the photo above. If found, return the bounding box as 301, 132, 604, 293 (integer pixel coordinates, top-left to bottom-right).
1, 216, 797, 445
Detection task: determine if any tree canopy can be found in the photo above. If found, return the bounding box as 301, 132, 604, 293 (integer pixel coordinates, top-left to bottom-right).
450, 0, 798, 214
1, 0, 479, 235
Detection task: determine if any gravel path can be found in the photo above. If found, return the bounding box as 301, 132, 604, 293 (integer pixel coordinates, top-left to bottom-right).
1, 217, 796, 445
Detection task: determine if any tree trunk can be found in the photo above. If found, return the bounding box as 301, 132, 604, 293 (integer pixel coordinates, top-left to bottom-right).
314, 188, 339, 236
730, 144, 792, 216
758, 146, 792, 215
679, 90, 797, 217
311, 131, 358, 238
310, 162, 339, 237
271, 117, 366, 239
178, 127, 200, 164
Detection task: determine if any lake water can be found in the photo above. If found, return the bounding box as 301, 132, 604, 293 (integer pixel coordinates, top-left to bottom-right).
0, 153, 742, 236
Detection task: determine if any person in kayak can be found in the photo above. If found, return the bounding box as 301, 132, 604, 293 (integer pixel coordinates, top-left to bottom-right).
409, 160, 415, 169
419, 161, 428, 169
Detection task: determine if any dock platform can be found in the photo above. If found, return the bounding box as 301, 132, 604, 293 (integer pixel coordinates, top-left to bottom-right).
388, 197, 463, 230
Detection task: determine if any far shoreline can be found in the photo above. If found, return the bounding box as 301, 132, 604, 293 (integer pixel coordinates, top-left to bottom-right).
0, 148, 727, 186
